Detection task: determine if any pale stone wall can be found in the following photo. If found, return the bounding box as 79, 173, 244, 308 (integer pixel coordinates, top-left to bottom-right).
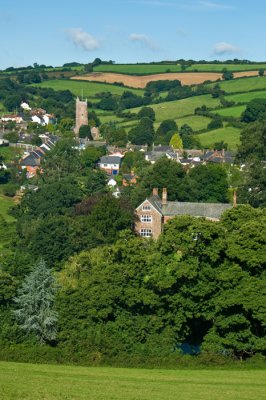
135, 200, 162, 239
74, 97, 88, 135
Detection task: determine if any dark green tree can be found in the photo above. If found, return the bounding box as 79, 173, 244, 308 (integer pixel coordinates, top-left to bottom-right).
128, 117, 155, 146
137, 106, 155, 121
141, 157, 185, 200
79, 124, 93, 139
237, 121, 266, 162
14, 259, 58, 343
207, 117, 223, 130
241, 99, 266, 123
222, 69, 234, 80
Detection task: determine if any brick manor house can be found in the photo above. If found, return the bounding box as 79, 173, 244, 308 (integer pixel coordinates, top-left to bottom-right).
135, 188, 234, 239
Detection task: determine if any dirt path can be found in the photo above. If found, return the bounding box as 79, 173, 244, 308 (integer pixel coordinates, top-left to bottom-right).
71, 71, 260, 89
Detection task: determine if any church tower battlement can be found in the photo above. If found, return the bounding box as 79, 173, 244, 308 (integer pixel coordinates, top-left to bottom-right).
74, 97, 88, 135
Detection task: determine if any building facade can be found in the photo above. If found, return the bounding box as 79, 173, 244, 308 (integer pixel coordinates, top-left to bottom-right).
135, 188, 234, 239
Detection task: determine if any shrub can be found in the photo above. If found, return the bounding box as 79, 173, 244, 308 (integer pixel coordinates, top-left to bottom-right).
3, 183, 18, 197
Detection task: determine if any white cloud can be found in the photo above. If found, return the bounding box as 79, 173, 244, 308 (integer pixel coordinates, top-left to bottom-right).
213, 42, 240, 55
66, 28, 100, 51
198, 1, 234, 10
129, 33, 159, 50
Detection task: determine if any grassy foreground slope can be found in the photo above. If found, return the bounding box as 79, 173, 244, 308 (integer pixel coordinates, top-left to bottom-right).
0, 362, 265, 400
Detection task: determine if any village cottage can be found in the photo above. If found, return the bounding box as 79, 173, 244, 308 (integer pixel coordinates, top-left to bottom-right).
135, 188, 234, 239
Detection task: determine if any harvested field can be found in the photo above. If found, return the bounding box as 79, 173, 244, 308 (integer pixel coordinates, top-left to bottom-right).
71, 71, 261, 89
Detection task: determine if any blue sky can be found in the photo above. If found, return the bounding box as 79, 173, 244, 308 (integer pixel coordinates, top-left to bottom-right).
1, 0, 265, 69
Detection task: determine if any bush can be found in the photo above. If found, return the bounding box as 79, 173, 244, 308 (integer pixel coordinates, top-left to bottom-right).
207, 118, 223, 130
3, 183, 18, 197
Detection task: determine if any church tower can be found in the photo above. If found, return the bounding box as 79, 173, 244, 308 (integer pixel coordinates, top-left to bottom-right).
74, 97, 88, 135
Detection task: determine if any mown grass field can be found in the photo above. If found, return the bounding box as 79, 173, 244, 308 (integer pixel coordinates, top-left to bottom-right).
213, 105, 246, 118
196, 126, 241, 150
212, 76, 266, 93
0, 361, 265, 400
186, 63, 266, 72
226, 90, 266, 103
176, 115, 211, 131
33, 79, 144, 100
130, 94, 221, 122
94, 63, 182, 74
94, 63, 266, 74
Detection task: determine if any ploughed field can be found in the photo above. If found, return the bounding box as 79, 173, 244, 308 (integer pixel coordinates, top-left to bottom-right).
0, 361, 265, 400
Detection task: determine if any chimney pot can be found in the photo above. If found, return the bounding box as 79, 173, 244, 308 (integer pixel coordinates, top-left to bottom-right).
152, 188, 158, 196
233, 190, 237, 207
162, 188, 167, 205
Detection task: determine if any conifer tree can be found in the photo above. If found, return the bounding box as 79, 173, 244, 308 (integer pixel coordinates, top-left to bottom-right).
14, 259, 58, 343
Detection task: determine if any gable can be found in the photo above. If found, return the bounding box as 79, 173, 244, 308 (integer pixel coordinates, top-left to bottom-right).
136, 198, 162, 215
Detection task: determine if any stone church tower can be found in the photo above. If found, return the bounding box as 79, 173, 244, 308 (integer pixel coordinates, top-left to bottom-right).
74, 97, 88, 135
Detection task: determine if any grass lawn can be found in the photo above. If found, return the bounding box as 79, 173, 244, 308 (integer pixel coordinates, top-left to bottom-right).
212, 105, 246, 118
212, 76, 266, 93
196, 126, 241, 150
0, 146, 22, 163
0, 361, 265, 400
226, 90, 266, 103
33, 80, 144, 99
94, 63, 182, 74
0, 194, 16, 223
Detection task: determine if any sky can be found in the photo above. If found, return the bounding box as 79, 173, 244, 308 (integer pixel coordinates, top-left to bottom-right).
1, 0, 266, 69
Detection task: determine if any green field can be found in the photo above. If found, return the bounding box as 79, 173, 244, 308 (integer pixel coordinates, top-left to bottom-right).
0, 194, 15, 223
0, 362, 265, 400
226, 90, 266, 103
130, 95, 221, 122
94, 63, 182, 74
213, 105, 246, 118
212, 76, 266, 93
176, 115, 212, 131
187, 63, 266, 72
94, 63, 266, 75
33, 80, 144, 100
196, 126, 241, 150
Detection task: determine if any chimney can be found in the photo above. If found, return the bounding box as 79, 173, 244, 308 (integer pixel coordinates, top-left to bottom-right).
162, 188, 167, 205
152, 188, 158, 196
233, 190, 237, 207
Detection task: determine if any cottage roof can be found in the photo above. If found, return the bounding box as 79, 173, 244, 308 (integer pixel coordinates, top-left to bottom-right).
32, 149, 44, 158
20, 154, 40, 167
153, 145, 173, 152
99, 156, 121, 165
148, 195, 163, 214
162, 201, 232, 219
